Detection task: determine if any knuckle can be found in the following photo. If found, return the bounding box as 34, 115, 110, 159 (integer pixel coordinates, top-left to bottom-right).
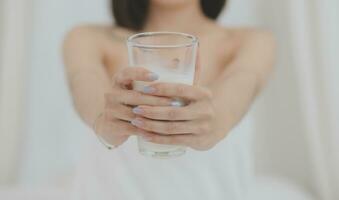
198, 123, 210, 134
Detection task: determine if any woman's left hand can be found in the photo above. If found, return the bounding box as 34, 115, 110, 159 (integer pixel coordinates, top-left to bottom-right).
130, 82, 223, 151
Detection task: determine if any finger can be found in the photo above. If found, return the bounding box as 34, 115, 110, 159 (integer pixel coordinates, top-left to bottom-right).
96, 119, 150, 146
142, 82, 212, 100
106, 90, 172, 106
140, 132, 196, 147
97, 119, 139, 136
132, 105, 197, 120
132, 101, 214, 120
131, 117, 200, 135
104, 104, 135, 121
114, 67, 159, 86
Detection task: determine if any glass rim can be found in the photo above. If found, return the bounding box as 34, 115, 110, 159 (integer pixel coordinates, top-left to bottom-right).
127, 31, 198, 49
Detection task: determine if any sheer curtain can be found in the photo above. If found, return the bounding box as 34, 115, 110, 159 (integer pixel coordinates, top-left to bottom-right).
0, 0, 32, 184
17, 0, 111, 185
311, 1, 339, 197
0, 0, 338, 199
237, 0, 339, 199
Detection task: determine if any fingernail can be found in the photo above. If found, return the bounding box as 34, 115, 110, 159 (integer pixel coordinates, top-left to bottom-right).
143, 86, 156, 94
171, 99, 184, 107
132, 107, 143, 114
131, 118, 143, 127
148, 72, 159, 81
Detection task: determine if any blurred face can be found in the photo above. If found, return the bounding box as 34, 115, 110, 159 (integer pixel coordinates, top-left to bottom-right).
150, 0, 198, 8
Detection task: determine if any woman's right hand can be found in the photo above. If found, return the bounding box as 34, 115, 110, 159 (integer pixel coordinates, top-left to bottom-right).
93, 67, 172, 148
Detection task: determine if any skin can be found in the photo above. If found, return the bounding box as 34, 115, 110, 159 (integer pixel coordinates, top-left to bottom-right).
63, 0, 276, 151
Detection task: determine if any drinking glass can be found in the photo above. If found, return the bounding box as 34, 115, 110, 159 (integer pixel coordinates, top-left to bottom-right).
127, 32, 198, 158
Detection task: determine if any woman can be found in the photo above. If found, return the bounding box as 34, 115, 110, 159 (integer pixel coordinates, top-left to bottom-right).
64, 0, 276, 199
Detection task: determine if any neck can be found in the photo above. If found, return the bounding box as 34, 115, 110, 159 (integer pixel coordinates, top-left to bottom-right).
143, 2, 209, 34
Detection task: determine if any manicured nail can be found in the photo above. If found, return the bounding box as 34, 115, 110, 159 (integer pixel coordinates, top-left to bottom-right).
132, 107, 143, 114
171, 99, 184, 107
143, 86, 156, 94
148, 72, 159, 81
131, 118, 143, 127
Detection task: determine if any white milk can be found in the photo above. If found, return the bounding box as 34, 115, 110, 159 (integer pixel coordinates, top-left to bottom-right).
133, 70, 193, 91
133, 66, 194, 156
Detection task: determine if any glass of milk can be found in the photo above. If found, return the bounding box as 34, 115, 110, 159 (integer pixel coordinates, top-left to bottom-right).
127, 32, 198, 158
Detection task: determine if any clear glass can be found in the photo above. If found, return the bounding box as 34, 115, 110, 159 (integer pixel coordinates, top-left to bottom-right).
127, 32, 198, 158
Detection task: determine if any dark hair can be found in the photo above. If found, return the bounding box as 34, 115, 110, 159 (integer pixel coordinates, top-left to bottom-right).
111, 0, 227, 31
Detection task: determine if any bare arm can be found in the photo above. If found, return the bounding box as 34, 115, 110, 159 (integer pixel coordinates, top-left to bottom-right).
63, 26, 111, 127
210, 31, 276, 140
130, 31, 276, 150
63, 26, 172, 147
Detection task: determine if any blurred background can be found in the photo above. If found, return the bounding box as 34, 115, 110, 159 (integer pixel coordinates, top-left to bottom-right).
0, 0, 338, 199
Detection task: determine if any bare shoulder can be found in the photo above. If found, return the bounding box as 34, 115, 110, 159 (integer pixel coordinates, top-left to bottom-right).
213, 27, 277, 77
225, 27, 277, 52
63, 24, 131, 54
63, 25, 108, 51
